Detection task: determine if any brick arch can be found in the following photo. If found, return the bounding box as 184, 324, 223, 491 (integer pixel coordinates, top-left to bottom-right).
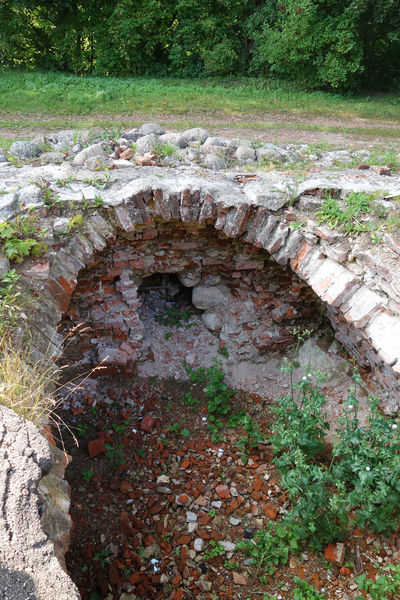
19, 178, 400, 403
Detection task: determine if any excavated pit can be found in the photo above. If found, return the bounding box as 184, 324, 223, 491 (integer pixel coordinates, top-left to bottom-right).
53, 221, 378, 600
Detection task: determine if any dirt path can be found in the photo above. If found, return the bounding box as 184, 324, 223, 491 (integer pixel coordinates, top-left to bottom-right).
1, 110, 400, 149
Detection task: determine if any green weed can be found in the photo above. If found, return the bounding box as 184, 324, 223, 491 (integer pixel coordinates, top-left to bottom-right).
203, 540, 225, 561
81, 468, 93, 482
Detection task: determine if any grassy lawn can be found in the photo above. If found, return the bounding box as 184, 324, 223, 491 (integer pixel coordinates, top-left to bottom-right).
1, 70, 400, 144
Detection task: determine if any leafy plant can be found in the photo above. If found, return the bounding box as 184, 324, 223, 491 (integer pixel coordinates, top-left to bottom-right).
156, 306, 196, 329
0, 210, 46, 262
81, 468, 93, 482
181, 392, 200, 410
105, 442, 125, 464
168, 419, 190, 437
184, 358, 235, 415
0, 269, 21, 332
292, 577, 327, 600
236, 413, 265, 464
67, 214, 84, 232
112, 419, 129, 434
203, 540, 225, 561
217, 346, 229, 358
270, 329, 400, 551
94, 549, 112, 568
355, 563, 400, 600
224, 561, 240, 571
237, 523, 299, 579
208, 508, 217, 518
76, 422, 88, 437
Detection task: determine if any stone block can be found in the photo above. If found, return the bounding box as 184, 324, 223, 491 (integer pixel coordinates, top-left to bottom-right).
242, 206, 271, 244
265, 222, 289, 254
223, 204, 253, 238
290, 240, 325, 281
253, 215, 278, 248
308, 259, 359, 307
73, 143, 105, 166
274, 230, 303, 265
97, 346, 128, 366
342, 287, 386, 328
244, 182, 287, 211
20, 261, 50, 280
365, 313, 400, 367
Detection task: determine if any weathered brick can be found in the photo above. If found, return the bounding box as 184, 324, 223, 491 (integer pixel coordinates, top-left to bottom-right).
253, 215, 278, 248
265, 222, 289, 254
308, 259, 359, 307
223, 204, 254, 238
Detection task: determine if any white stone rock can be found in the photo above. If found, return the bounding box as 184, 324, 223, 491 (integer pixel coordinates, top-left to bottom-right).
135, 134, 158, 154
202, 311, 222, 331
234, 146, 256, 161
159, 133, 187, 148
220, 541, 236, 552
203, 137, 226, 147
256, 147, 286, 163
73, 143, 105, 166
226, 138, 252, 150
177, 272, 201, 287
138, 123, 165, 136
194, 538, 205, 552
182, 127, 210, 144
53, 218, 69, 234
156, 474, 170, 485
204, 154, 227, 170
192, 285, 229, 310
186, 511, 197, 523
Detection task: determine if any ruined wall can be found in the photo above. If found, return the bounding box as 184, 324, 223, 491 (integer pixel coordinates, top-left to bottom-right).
1, 167, 399, 403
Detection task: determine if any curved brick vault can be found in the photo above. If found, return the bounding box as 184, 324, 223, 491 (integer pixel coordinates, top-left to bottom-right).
9, 171, 400, 405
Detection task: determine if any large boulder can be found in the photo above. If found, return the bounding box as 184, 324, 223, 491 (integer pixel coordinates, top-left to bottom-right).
226, 138, 252, 151
235, 146, 256, 161
158, 133, 187, 148
182, 128, 210, 144
138, 123, 165, 136
73, 143, 106, 166
256, 147, 286, 163
9, 141, 42, 160
135, 134, 158, 154
204, 154, 227, 170
203, 137, 226, 147
192, 285, 230, 310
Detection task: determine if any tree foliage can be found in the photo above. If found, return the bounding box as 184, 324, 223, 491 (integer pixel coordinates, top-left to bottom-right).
1, 0, 400, 89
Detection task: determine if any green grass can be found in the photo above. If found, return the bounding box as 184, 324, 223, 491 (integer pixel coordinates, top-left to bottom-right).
1, 70, 400, 130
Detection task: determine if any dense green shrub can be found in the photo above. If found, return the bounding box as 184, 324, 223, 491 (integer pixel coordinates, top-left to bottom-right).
1, 0, 400, 89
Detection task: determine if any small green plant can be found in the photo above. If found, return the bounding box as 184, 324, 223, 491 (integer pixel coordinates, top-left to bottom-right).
76, 422, 88, 437
184, 357, 235, 415
67, 214, 84, 232
91, 406, 99, 418
224, 561, 240, 571
162, 532, 172, 542
105, 442, 125, 464
0, 210, 46, 262
207, 415, 224, 442
355, 563, 400, 600
136, 448, 146, 458
56, 176, 75, 188
181, 392, 200, 410
81, 468, 93, 482
237, 522, 299, 579
153, 141, 176, 160
236, 413, 265, 464
208, 508, 217, 518
164, 331, 172, 341
203, 540, 225, 561
112, 419, 129, 434
156, 306, 196, 329
94, 549, 112, 568
168, 419, 190, 437
292, 577, 327, 599
217, 346, 229, 358
82, 171, 115, 190
0, 270, 21, 332
30, 177, 61, 207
